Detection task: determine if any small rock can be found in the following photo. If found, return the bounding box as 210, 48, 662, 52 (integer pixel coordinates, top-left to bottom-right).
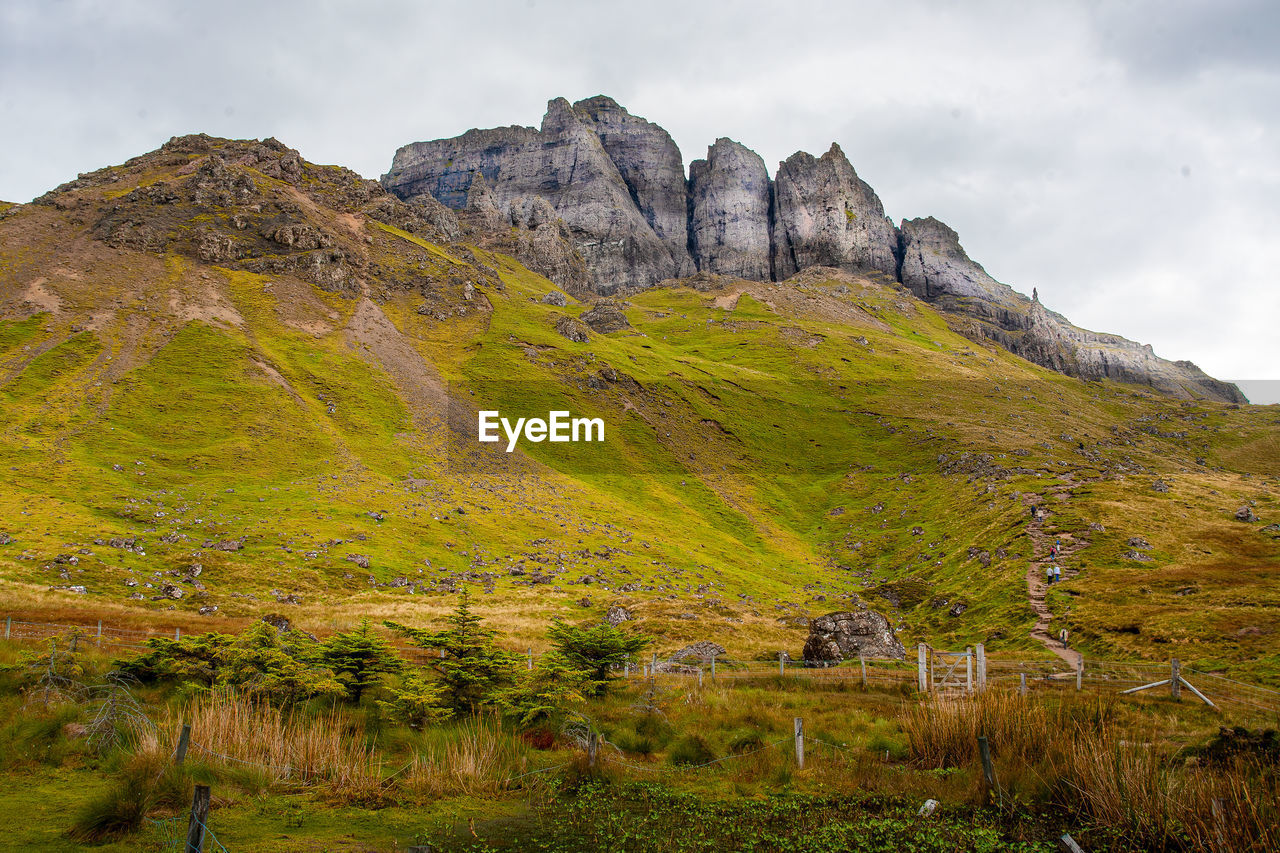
0, 532, 11, 545
918, 799, 939, 817
948, 601, 967, 618
198, 605, 219, 615
1123, 550, 1153, 562
541, 290, 568, 307
1127, 536, 1151, 549
604, 605, 631, 626
1235, 506, 1258, 523
576, 596, 592, 608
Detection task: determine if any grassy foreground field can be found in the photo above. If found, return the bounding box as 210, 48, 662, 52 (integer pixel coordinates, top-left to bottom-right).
1, 624, 1276, 853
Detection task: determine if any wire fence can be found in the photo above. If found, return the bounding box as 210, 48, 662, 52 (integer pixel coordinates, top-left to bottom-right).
4, 613, 1278, 722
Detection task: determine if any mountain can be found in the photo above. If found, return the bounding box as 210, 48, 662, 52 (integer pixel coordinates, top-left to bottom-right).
383, 96, 1245, 404
1, 133, 1277, 674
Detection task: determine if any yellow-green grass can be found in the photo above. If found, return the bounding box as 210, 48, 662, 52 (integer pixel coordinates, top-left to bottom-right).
1, 177, 1277, 680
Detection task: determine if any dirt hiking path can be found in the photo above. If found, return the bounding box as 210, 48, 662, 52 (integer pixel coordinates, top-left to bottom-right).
1023, 491, 1086, 669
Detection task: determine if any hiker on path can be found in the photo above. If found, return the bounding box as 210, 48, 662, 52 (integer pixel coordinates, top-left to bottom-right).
1046, 565, 1054, 585
1053, 565, 1062, 583
1059, 628, 1069, 649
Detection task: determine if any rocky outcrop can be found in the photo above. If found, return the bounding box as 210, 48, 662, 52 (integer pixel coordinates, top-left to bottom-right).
802, 610, 905, 663
384, 97, 1243, 403
382, 97, 688, 294
772, 144, 899, 281
575, 96, 694, 278
899, 216, 1247, 403
688, 138, 772, 280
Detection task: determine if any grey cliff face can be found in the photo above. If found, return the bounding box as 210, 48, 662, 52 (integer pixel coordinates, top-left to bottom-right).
899, 217, 1246, 403
382, 96, 1242, 403
574, 96, 694, 278
383, 97, 687, 294
688, 138, 773, 281
772, 143, 899, 281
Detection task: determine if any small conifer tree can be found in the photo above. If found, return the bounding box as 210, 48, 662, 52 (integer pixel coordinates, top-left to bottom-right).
385, 589, 518, 712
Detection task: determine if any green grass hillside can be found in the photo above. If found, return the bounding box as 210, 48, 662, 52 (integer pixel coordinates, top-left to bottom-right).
0, 136, 1276, 680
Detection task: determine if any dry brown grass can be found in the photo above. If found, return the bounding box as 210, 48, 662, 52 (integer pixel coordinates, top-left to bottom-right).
1057, 727, 1280, 853
172, 692, 381, 792
404, 712, 529, 797
903, 688, 1109, 769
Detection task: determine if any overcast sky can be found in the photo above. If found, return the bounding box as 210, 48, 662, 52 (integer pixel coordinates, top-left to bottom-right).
2, 0, 1276, 402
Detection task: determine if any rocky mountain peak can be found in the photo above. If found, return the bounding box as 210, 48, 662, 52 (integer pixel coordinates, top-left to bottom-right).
382, 96, 1244, 402
688, 138, 772, 281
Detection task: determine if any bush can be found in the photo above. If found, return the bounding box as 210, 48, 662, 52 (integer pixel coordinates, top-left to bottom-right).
68, 760, 156, 841
667, 733, 715, 767
728, 728, 765, 754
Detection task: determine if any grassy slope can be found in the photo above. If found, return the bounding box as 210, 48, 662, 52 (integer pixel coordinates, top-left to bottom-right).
0, 153, 1276, 680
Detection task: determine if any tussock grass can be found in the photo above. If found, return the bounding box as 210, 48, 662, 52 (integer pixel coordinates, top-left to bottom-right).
1056, 727, 1280, 853
404, 713, 529, 797
902, 689, 1110, 769
173, 692, 381, 791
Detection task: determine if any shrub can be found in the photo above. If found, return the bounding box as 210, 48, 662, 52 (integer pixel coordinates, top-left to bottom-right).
386, 591, 518, 713
667, 733, 715, 767
547, 619, 649, 695
68, 758, 157, 841
728, 728, 765, 754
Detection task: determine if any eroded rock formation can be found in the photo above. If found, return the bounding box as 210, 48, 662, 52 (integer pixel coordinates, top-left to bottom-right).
383, 96, 1244, 402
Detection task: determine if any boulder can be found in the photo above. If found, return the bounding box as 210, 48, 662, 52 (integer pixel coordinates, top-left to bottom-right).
1235, 506, 1259, 523
579, 300, 630, 333
604, 605, 632, 626
802, 609, 905, 664
541, 289, 568, 307
554, 315, 591, 343
667, 641, 725, 663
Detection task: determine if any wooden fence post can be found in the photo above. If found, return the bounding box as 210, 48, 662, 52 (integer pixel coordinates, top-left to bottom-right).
917, 643, 929, 693
779, 652, 786, 677
1076, 657, 1083, 691
975, 644, 986, 692
96, 620, 103, 647
527, 648, 533, 671
977, 735, 996, 799
587, 731, 599, 768
697, 667, 703, 689
176, 724, 192, 765
185, 784, 210, 852
651, 652, 658, 674
711, 656, 716, 682
1171, 658, 1181, 701
4, 616, 9, 640
793, 717, 804, 769
965, 646, 974, 693
859, 653, 867, 687
1019, 673, 1027, 697
1057, 834, 1085, 853
175, 627, 181, 641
